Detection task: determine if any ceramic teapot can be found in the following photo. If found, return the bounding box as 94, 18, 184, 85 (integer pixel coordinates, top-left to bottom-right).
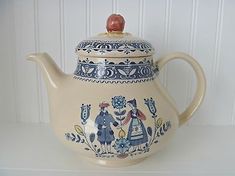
27, 14, 206, 167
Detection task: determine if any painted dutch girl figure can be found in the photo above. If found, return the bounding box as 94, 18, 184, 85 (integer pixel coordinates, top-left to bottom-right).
123, 99, 148, 152
95, 102, 118, 154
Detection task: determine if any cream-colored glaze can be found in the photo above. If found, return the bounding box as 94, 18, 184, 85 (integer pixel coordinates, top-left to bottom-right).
27, 52, 206, 167
156, 52, 206, 126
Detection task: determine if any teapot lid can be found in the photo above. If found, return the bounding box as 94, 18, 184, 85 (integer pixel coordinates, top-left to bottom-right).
75, 14, 155, 58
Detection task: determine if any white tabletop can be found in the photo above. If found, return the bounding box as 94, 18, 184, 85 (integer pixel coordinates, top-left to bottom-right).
0, 123, 234, 176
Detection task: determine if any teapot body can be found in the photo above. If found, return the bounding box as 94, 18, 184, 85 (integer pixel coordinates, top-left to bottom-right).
49, 56, 179, 166
27, 14, 206, 167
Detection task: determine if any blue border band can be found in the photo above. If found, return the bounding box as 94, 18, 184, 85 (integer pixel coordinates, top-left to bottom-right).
73, 58, 159, 83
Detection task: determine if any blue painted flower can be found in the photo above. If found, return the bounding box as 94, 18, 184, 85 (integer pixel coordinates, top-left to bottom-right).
114, 138, 131, 154
80, 104, 91, 125
111, 96, 126, 109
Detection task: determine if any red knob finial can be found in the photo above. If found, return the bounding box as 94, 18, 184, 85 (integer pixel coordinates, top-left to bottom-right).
106, 14, 125, 33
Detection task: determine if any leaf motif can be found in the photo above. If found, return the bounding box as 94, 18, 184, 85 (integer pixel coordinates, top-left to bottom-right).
157, 132, 160, 137
156, 118, 163, 128
76, 135, 81, 143
65, 133, 71, 140
71, 133, 76, 141
81, 66, 86, 73
71, 133, 76, 138
147, 127, 152, 136
89, 133, 95, 143
121, 109, 126, 115
87, 67, 94, 74
118, 69, 127, 76
74, 125, 84, 135
84, 148, 90, 151
166, 121, 171, 128
160, 127, 164, 135
114, 110, 126, 116
119, 110, 126, 116
129, 68, 136, 76
114, 111, 121, 116
163, 123, 168, 132
97, 148, 101, 153
116, 116, 125, 121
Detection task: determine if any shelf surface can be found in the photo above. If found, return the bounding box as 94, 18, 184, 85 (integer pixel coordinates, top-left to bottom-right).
0, 123, 234, 176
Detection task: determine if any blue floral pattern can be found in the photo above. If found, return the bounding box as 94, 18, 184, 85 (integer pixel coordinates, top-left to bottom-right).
114, 138, 131, 154
73, 58, 159, 83
64, 96, 171, 159
76, 40, 154, 55
112, 96, 126, 109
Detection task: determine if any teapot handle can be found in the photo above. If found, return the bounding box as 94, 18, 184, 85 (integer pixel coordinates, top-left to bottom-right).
156, 52, 206, 126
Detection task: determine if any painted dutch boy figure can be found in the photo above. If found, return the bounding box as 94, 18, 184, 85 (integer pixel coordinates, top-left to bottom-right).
123, 99, 148, 152
95, 102, 119, 154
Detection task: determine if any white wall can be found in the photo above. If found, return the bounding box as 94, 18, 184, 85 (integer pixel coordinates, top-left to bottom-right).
0, 0, 234, 125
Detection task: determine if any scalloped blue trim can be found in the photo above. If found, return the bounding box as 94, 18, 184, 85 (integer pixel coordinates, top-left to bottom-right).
73, 75, 157, 84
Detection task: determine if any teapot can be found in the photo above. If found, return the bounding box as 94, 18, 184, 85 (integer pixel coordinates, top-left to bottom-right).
27, 14, 206, 167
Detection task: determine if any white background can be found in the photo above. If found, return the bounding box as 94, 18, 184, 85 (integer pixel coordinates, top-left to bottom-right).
1, 1, 235, 175
0, 0, 235, 126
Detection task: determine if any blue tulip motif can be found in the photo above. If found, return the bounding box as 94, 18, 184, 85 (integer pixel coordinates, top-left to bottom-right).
111, 96, 126, 122
144, 98, 157, 118
80, 104, 91, 125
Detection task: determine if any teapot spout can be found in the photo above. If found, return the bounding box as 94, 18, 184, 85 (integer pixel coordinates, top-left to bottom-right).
27, 52, 66, 89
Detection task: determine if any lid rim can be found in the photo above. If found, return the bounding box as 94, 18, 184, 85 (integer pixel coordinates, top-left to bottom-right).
76, 53, 154, 58
75, 39, 155, 58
